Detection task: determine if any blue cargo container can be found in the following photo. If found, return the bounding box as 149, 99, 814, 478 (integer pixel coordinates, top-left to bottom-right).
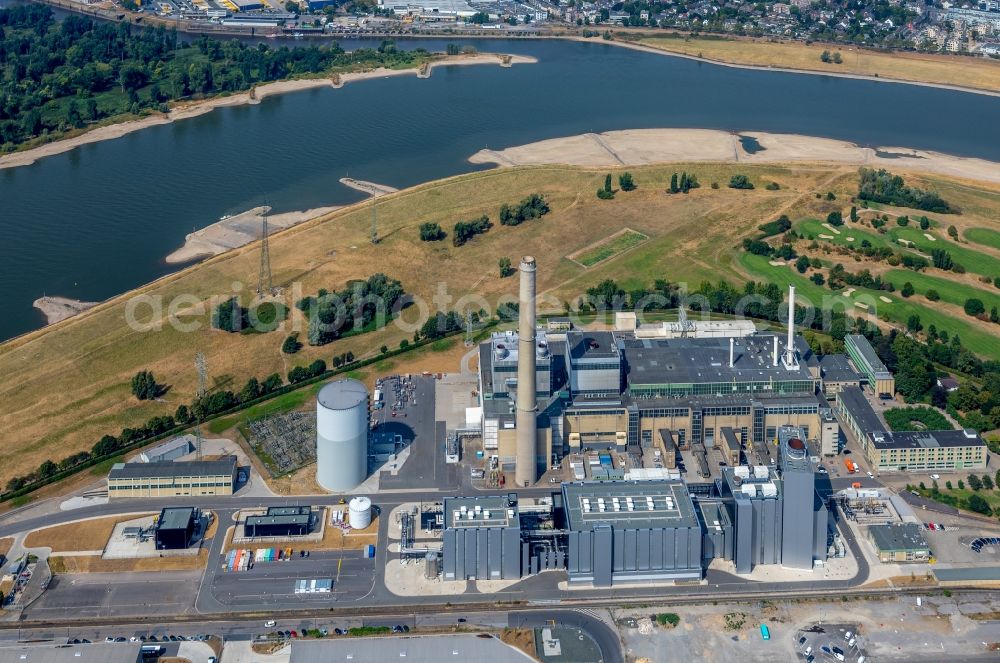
365, 544, 376, 558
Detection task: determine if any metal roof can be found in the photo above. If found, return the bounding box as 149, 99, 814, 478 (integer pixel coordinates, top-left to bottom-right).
561, 480, 699, 531
837, 386, 888, 435
620, 334, 814, 387
817, 354, 862, 382
567, 331, 620, 361
109, 456, 236, 480
157, 507, 195, 531
141, 435, 194, 459
443, 495, 520, 530
289, 634, 534, 663
317, 378, 368, 411
0, 643, 143, 663
870, 429, 986, 450
845, 335, 892, 378
934, 566, 1000, 582
868, 523, 929, 552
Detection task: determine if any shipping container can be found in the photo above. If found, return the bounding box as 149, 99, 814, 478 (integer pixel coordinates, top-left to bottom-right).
366, 544, 376, 558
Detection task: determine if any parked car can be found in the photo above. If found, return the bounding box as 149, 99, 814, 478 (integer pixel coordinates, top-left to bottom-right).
265, 620, 276, 628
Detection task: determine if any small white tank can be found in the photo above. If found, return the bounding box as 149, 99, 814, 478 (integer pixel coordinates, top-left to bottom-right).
348, 496, 372, 530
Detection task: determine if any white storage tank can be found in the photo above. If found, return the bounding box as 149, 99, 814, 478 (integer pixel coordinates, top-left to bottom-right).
316, 379, 369, 492
348, 496, 372, 530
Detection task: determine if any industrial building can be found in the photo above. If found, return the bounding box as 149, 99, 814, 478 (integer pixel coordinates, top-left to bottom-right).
440, 495, 522, 581
244, 506, 312, 538
562, 480, 703, 586
154, 507, 196, 550
838, 386, 987, 472
845, 335, 895, 396
139, 435, 194, 463
107, 456, 236, 498
868, 523, 931, 563
316, 379, 369, 492
714, 426, 828, 573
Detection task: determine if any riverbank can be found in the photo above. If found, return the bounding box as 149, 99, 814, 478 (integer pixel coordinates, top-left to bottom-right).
0, 52, 536, 172
32, 297, 99, 325
589, 34, 1000, 98
165, 204, 343, 264
469, 129, 1000, 185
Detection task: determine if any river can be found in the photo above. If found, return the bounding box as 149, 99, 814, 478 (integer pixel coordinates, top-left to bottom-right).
2, 2, 1000, 340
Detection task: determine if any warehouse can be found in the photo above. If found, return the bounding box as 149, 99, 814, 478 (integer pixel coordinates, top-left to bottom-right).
107, 456, 237, 498
441, 495, 522, 581
155, 507, 196, 550
245, 506, 313, 538
868, 523, 931, 563
562, 480, 703, 586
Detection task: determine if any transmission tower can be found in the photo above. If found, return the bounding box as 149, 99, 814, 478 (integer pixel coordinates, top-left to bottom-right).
194, 352, 207, 460
257, 206, 274, 296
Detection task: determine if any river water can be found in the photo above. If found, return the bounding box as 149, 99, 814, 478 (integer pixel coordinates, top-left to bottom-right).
3, 4, 1000, 339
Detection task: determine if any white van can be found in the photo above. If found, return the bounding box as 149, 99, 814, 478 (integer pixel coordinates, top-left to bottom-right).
264, 620, 276, 628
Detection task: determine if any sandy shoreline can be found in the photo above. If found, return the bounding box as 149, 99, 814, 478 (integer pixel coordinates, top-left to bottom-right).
166, 204, 343, 264
573, 36, 1000, 99
469, 128, 1000, 185
339, 178, 399, 198
33, 296, 99, 325
0, 53, 536, 172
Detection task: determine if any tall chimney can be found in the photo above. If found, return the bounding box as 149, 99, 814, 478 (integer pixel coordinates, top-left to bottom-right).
784, 285, 796, 367
515, 256, 538, 487
729, 337, 735, 368
773, 335, 779, 367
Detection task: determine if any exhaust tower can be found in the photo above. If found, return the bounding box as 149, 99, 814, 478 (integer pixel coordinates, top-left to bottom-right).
515, 256, 538, 487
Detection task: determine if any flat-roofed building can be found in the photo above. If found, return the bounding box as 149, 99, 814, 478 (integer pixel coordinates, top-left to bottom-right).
561, 480, 702, 586
719, 427, 742, 465
868, 523, 930, 563
139, 435, 194, 463
817, 354, 863, 397
155, 507, 196, 549
108, 456, 237, 498
845, 335, 895, 396
245, 506, 313, 538
836, 385, 887, 444
441, 495, 522, 581
867, 429, 987, 473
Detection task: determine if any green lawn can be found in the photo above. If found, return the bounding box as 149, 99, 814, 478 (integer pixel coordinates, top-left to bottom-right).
575, 230, 649, 267
915, 486, 1000, 516
207, 386, 318, 434
883, 269, 1000, 311
965, 227, 1000, 251
889, 227, 1000, 277
797, 218, 896, 250
739, 253, 1000, 360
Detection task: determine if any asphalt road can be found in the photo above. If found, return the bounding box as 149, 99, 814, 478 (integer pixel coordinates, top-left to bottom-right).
509, 610, 623, 663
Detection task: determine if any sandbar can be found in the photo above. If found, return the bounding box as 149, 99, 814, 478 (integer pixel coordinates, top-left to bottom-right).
468, 128, 1000, 185
33, 296, 99, 325
0, 53, 536, 172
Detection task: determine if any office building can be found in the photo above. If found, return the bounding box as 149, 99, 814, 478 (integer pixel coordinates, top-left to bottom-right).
845, 335, 895, 396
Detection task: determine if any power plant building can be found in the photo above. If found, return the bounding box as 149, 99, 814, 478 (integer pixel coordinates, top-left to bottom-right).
107, 456, 237, 498
155, 507, 196, 550
441, 495, 522, 581
562, 480, 703, 586
316, 379, 369, 492
845, 334, 895, 396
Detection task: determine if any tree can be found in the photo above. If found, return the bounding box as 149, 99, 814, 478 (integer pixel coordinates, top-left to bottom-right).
820, 49, 831, 63
969, 474, 983, 491
130, 370, 162, 400
964, 298, 986, 317
832, 51, 842, 64
967, 493, 992, 515
282, 332, 302, 354
827, 211, 844, 227
380, 345, 389, 354
919, 216, 930, 230
901, 282, 914, 298
669, 173, 678, 194
618, 172, 636, 191
984, 474, 994, 490
728, 175, 754, 190
958, 479, 965, 490
906, 314, 923, 333
850, 206, 858, 222
597, 173, 614, 199
284, 0, 300, 12
498, 256, 514, 278
419, 222, 445, 241
795, 256, 810, 274
946, 480, 953, 490
926, 289, 940, 302
948, 225, 959, 239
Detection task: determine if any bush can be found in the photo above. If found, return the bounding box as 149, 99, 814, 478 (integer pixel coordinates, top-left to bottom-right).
925, 289, 940, 302
728, 174, 754, 190
618, 172, 636, 191
499, 193, 549, 226
452, 215, 491, 247
757, 214, 791, 238
656, 613, 681, 627
884, 406, 953, 432
419, 222, 445, 241
964, 298, 986, 317
901, 282, 914, 298
765, 181, 780, 190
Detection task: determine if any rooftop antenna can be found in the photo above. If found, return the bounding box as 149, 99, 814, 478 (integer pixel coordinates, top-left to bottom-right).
194, 351, 207, 460
257, 204, 274, 297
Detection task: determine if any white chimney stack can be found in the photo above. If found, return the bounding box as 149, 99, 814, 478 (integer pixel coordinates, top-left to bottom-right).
773, 335, 779, 367
514, 256, 538, 487
784, 285, 796, 368
729, 337, 735, 368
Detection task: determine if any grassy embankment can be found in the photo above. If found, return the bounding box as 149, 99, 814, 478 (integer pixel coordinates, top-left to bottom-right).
3, 163, 1000, 488
629, 33, 1000, 94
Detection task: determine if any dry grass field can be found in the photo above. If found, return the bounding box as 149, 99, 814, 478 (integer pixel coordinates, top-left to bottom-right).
2, 162, 1000, 489
24, 514, 155, 552
0, 538, 12, 558
47, 549, 208, 574
632, 35, 1000, 94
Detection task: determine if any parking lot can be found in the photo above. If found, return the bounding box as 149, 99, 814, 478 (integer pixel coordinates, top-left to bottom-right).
794, 623, 866, 663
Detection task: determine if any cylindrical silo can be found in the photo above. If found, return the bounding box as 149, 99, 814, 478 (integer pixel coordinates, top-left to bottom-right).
348, 496, 372, 530
316, 379, 369, 492
424, 551, 439, 580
